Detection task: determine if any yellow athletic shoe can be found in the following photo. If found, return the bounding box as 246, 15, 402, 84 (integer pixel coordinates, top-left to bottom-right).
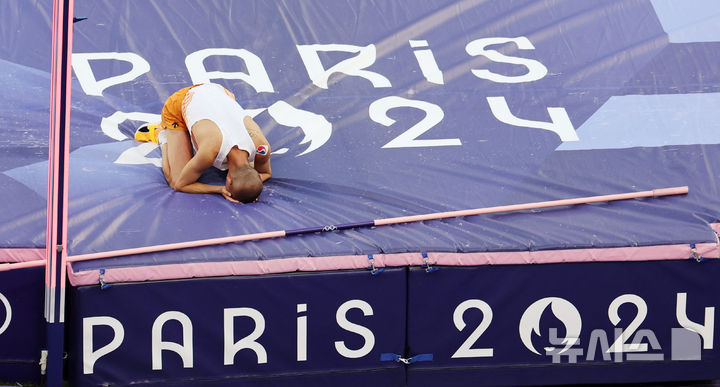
134, 123, 161, 143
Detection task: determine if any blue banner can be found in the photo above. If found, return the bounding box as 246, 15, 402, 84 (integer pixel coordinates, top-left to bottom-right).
68, 260, 720, 385
68, 268, 406, 386
407, 260, 720, 386
0, 267, 44, 384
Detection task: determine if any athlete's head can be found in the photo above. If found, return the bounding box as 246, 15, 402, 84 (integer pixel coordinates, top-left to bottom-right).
226, 164, 263, 203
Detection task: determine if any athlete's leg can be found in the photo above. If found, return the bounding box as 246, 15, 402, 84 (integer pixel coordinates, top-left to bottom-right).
160, 128, 193, 189
160, 143, 172, 185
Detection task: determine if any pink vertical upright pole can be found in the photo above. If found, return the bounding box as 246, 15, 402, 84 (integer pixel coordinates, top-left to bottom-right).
45, 0, 74, 385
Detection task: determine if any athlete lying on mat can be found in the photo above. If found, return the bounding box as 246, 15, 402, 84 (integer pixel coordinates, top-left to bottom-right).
135, 83, 271, 203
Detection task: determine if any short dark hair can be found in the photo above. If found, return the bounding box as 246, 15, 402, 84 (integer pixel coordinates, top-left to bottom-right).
228, 165, 263, 203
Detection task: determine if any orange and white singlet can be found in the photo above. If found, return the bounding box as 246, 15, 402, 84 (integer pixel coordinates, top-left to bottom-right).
161, 83, 256, 170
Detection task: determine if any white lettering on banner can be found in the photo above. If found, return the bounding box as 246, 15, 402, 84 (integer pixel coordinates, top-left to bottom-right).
186, 48, 275, 93
78, 301, 382, 374
0, 292, 11, 336
607, 294, 648, 353
334, 299, 375, 359
115, 142, 162, 167
487, 96, 578, 141
101, 111, 162, 141
152, 311, 194, 370
465, 37, 548, 83
83, 316, 125, 375
297, 304, 308, 362
519, 297, 581, 355
676, 292, 715, 349
72, 52, 150, 96
370, 96, 459, 148
267, 101, 332, 156
76, 292, 719, 374
451, 299, 494, 358
296, 44, 392, 89
409, 40, 444, 85
224, 307, 268, 365
100, 111, 164, 166
101, 111, 164, 166
80, 36, 586, 159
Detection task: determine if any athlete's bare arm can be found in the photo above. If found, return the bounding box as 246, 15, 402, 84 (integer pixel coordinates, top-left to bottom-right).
243, 116, 272, 182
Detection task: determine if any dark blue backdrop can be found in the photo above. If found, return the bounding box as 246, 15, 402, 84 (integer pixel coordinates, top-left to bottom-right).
68, 268, 406, 386
0, 267, 45, 384
68, 260, 720, 386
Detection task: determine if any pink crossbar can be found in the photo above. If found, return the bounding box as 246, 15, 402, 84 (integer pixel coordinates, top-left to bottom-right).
66, 186, 689, 263
0, 260, 46, 272
67, 227, 719, 286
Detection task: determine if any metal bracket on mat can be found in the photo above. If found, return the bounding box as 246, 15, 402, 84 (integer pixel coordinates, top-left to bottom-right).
39, 349, 48, 375
367, 254, 384, 275
380, 352, 434, 364
421, 252, 438, 273
99, 268, 112, 289
689, 244, 708, 262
